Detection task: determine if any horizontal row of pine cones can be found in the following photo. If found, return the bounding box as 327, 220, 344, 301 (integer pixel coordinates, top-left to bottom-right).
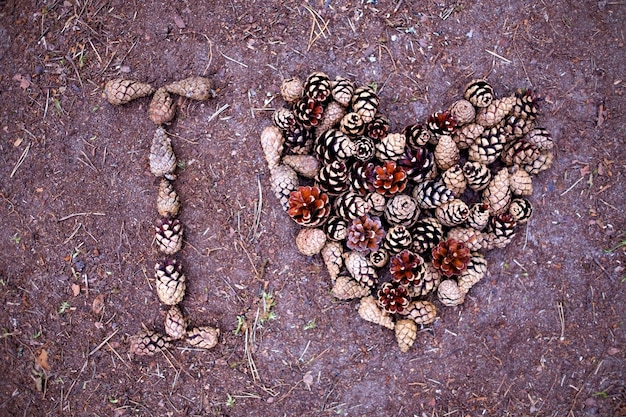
103, 77, 220, 356
261, 72, 554, 352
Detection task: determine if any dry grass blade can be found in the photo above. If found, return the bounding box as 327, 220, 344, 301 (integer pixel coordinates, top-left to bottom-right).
244, 320, 260, 382
10, 142, 31, 178
303, 4, 330, 51
88, 329, 119, 356
247, 176, 263, 242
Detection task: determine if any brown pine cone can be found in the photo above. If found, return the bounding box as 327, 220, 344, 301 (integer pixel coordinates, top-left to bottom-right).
511, 88, 538, 120
157, 179, 180, 218
526, 127, 554, 151
406, 300, 437, 325
357, 296, 395, 330
466, 202, 490, 231
431, 238, 470, 278
281, 155, 320, 179
453, 123, 484, 150
427, 110, 456, 135
103, 78, 155, 105
284, 124, 313, 154
385, 194, 420, 227
354, 137, 376, 162
331, 76, 355, 106
260, 126, 284, 172
462, 161, 492, 192
441, 164, 467, 197
155, 217, 184, 255
321, 241, 344, 281
280, 77, 304, 103
369, 248, 390, 268
483, 168, 512, 215
411, 217, 444, 254
273, 108, 297, 131
434, 135, 460, 171
410, 263, 442, 297
375, 133, 407, 162
294, 97, 324, 129
448, 99, 476, 126
324, 216, 349, 241
317, 101, 346, 135
377, 282, 411, 315
165, 305, 186, 340
523, 151, 554, 175
457, 254, 487, 293
395, 319, 417, 353
148, 87, 176, 125
346, 215, 386, 254
186, 326, 219, 350
502, 114, 535, 138
304, 71, 331, 102
383, 225, 413, 254
468, 126, 508, 165
435, 199, 470, 227
315, 129, 356, 163
351, 86, 379, 124
390, 249, 424, 286
464, 79, 494, 108
366, 192, 387, 216
287, 186, 331, 227
475, 96, 516, 127
397, 146, 437, 183
373, 161, 407, 197
295, 228, 327, 256
366, 113, 390, 140
332, 275, 371, 300
315, 160, 349, 196
490, 212, 517, 240
270, 164, 299, 211
502, 140, 541, 166
446, 227, 488, 252
508, 165, 533, 196
149, 127, 177, 180
165, 76, 214, 100
340, 112, 365, 136
403, 123, 432, 148
334, 192, 369, 220
344, 251, 378, 288
129, 329, 171, 356
437, 279, 466, 306
509, 198, 533, 223
413, 180, 454, 209
155, 258, 186, 305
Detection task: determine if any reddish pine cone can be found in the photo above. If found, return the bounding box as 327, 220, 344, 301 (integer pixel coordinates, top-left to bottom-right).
377, 282, 411, 315
431, 238, 471, 277
373, 161, 407, 197
295, 97, 324, 129
427, 110, 456, 135
287, 186, 330, 227
346, 215, 386, 254
390, 249, 424, 286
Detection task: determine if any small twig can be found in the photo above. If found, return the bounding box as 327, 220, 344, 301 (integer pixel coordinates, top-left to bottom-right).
10, 143, 31, 178
219, 50, 247, 68
557, 301, 565, 340
58, 212, 106, 222
65, 54, 85, 96
88, 329, 119, 356
485, 49, 512, 64
560, 176, 585, 196
207, 104, 230, 123
63, 223, 82, 244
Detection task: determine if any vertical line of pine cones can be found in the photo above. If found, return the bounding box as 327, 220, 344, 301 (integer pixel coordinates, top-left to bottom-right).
262, 73, 555, 352
104, 76, 220, 356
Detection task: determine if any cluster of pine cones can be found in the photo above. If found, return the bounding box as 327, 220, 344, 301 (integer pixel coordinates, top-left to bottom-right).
103, 77, 220, 356
261, 72, 554, 352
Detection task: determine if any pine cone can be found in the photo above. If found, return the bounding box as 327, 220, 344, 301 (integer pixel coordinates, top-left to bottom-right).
406, 300, 437, 325
315, 160, 349, 196
403, 123, 432, 148
287, 186, 331, 227
273, 108, 297, 131
397, 146, 437, 183
351, 86, 379, 124
375, 133, 407, 162
373, 161, 407, 197
502, 140, 541, 166
270, 164, 299, 211
410, 263, 442, 297
383, 225, 413, 254
155, 217, 184, 255
509, 198, 533, 223
334, 192, 369, 220
148, 87, 176, 125
526, 127, 554, 151
427, 110, 456, 135
350, 162, 376, 195
357, 296, 395, 330
446, 227, 488, 252
366, 113, 390, 140
411, 217, 444, 254
315, 129, 356, 164
165, 76, 214, 100
523, 151, 553, 175
466, 202, 490, 231
413, 180, 454, 209
149, 127, 177, 180
260, 126, 284, 172
332, 275, 371, 300
283, 123, 313, 154
511, 88, 538, 120
448, 99, 476, 126
390, 249, 425, 286
441, 164, 467, 196
475, 96, 516, 127
464, 79, 494, 108
462, 161, 492, 192
354, 137, 376, 162
294, 97, 324, 129
377, 282, 411, 315
385, 194, 420, 227
395, 319, 417, 353
157, 178, 180, 218
165, 305, 186, 340
435, 199, 470, 227
280, 77, 304, 103
344, 251, 378, 288
346, 215, 386, 254
340, 112, 365, 136
490, 212, 517, 240
324, 216, 349, 241
453, 123, 484, 150
468, 126, 508, 165
321, 241, 344, 281
186, 326, 219, 349
331, 76, 355, 106
457, 254, 487, 293
366, 192, 387, 216
304, 71, 331, 102
431, 238, 470, 278
154, 258, 186, 305
282, 155, 320, 179
103, 78, 155, 105
508, 165, 533, 196
483, 168, 511, 215
369, 248, 390, 268
434, 135, 460, 170
437, 279, 466, 306
502, 114, 535, 138
295, 228, 327, 256
317, 101, 346, 135
129, 329, 171, 356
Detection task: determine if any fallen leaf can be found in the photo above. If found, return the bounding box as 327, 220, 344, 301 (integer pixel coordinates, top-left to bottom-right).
173, 14, 186, 29
35, 349, 51, 372
92, 294, 106, 315
71, 283, 80, 297
580, 164, 590, 177
597, 102, 607, 127
302, 371, 314, 390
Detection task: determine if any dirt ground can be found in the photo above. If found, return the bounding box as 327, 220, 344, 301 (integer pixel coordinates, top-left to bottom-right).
0, 0, 625, 416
